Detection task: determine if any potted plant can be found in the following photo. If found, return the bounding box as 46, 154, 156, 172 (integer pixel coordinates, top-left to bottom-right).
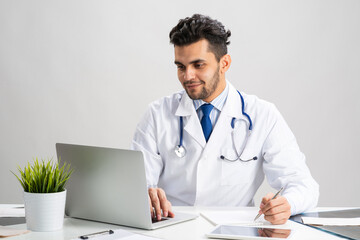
12, 157, 73, 232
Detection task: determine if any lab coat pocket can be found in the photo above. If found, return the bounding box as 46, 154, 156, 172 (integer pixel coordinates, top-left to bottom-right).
220, 148, 258, 186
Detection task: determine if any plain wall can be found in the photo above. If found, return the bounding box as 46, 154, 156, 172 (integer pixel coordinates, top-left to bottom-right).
1, 0, 359, 207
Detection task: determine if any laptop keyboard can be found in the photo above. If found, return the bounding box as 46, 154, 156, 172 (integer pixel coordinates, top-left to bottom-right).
151, 217, 169, 223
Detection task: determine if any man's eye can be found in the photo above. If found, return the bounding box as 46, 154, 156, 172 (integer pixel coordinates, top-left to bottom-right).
177, 66, 185, 71
195, 64, 204, 68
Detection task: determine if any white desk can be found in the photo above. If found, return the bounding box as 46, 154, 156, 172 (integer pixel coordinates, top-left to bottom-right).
4, 207, 351, 240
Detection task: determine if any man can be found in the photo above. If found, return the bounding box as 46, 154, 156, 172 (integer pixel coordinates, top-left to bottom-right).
131, 14, 319, 225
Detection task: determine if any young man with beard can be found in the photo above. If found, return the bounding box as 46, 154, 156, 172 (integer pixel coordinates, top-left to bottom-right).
131, 14, 319, 225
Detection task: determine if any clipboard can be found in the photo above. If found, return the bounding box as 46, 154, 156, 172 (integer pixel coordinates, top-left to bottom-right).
290, 208, 360, 240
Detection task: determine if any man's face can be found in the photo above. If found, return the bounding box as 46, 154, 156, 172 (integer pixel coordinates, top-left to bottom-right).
174, 39, 225, 103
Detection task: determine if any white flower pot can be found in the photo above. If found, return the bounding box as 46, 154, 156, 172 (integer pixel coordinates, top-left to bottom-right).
23, 190, 66, 232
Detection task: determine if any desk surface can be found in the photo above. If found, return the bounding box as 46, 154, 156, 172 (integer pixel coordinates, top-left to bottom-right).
4, 206, 352, 240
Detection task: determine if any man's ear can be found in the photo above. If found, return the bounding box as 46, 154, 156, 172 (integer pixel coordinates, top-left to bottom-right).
220, 54, 231, 74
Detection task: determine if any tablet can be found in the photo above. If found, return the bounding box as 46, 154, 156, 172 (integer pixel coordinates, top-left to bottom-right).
206, 225, 293, 240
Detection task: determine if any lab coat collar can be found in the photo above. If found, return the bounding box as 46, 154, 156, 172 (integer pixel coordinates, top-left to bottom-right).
175, 90, 193, 117
222, 81, 249, 122
175, 90, 206, 147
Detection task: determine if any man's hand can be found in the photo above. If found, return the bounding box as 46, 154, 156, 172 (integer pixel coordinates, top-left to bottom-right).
148, 187, 175, 221
259, 192, 291, 225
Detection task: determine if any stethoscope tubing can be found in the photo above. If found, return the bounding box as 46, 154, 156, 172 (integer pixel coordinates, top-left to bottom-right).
179, 116, 184, 147
237, 90, 252, 131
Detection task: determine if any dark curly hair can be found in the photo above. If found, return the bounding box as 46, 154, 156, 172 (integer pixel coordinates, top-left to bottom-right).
169, 14, 231, 61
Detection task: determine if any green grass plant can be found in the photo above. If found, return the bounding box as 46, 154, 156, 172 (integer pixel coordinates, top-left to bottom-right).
12, 158, 73, 193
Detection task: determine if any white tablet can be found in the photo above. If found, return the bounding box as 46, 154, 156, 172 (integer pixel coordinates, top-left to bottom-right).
206, 225, 293, 240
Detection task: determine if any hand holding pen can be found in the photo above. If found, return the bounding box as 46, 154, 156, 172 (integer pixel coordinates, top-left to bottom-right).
254, 187, 292, 225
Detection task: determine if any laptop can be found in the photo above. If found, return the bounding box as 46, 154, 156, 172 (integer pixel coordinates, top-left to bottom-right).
55, 143, 197, 230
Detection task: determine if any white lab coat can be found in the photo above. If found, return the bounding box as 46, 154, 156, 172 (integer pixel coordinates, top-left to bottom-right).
131, 81, 319, 215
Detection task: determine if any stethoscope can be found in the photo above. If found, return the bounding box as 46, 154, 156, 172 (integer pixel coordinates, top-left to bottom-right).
174, 90, 258, 163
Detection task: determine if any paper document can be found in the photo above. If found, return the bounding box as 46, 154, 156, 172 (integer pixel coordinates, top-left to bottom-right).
0, 226, 29, 238
0, 207, 25, 217
200, 210, 268, 226
71, 229, 162, 240
302, 217, 360, 226
0, 204, 24, 209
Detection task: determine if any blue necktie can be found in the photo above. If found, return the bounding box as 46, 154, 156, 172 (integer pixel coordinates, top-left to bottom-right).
200, 104, 214, 142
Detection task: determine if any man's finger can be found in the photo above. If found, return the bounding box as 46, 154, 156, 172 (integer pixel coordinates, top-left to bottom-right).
148, 188, 175, 220
148, 196, 154, 218
157, 188, 169, 217
262, 200, 291, 224
168, 210, 175, 218
259, 192, 275, 215
261, 197, 289, 215
261, 192, 275, 205
148, 188, 162, 220
264, 210, 289, 225
167, 201, 175, 218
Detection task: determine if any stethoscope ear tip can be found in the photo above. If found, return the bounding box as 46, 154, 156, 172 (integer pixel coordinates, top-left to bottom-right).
253, 156, 258, 160
220, 155, 225, 159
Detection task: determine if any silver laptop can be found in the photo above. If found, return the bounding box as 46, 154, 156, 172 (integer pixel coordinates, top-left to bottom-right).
55, 143, 197, 230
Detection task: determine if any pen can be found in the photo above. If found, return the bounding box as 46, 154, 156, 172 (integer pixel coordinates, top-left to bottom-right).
79, 230, 114, 239
254, 187, 284, 221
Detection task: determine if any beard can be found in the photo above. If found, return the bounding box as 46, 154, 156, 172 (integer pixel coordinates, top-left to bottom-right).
184, 66, 220, 101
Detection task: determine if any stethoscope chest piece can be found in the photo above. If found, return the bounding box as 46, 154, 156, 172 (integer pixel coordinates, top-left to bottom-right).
174, 145, 186, 158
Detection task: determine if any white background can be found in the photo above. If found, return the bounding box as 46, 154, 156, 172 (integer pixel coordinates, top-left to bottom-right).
1, 0, 359, 207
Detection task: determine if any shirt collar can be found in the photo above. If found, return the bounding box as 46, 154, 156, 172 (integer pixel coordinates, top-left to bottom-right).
193, 81, 229, 111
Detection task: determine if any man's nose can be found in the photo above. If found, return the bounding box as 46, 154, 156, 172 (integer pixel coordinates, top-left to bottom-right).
183, 67, 195, 81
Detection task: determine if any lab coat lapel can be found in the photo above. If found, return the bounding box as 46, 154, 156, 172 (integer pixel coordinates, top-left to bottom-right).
175, 92, 206, 148
204, 110, 232, 154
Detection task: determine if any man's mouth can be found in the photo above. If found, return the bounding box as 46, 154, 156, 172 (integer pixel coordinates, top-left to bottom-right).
184, 81, 203, 89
